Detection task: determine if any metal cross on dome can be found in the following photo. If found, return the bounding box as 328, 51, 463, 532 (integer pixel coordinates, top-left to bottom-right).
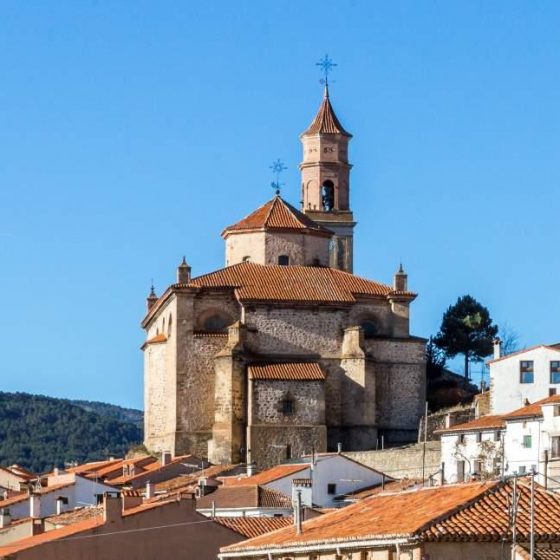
316, 54, 337, 86
269, 158, 287, 195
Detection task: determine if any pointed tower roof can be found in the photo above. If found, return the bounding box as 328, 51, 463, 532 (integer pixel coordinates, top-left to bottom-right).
222, 196, 332, 237
301, 86, 352, 137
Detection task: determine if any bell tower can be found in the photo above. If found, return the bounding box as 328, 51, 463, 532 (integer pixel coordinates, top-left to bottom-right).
300, 85, 356, 272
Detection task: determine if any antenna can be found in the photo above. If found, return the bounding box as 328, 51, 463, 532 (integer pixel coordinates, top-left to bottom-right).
269, 158, 287, 195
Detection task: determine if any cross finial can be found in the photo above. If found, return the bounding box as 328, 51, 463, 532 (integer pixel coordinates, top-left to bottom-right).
316, 54, 337, 87
269, 158, 288, 195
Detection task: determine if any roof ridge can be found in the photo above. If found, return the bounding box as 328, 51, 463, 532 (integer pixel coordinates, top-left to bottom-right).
264, 196, 280, 226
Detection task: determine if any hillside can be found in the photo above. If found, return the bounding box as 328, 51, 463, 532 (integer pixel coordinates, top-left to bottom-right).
69, 399, 143, 428
0, 392, 143, 473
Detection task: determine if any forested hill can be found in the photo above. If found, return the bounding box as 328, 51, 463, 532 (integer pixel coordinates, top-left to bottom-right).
69, 399, 143, 428
0, 392, 143, 473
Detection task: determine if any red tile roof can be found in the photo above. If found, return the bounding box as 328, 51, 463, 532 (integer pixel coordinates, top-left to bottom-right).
516, 545, 560, 560
248, 362, 325, 381
214, 516, 293, 539
154, 464, 240, 493
220, 464, 309, 487
223, 196, 331, 236
223, 479, 560, 554
0, 482, 76, 509
504, 395, 560, 420
301, 87, 351, 137
436, 414, 505, 434
188, 262, 398, 304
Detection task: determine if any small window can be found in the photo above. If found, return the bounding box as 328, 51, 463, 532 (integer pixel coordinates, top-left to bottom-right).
281, 396, 295, 415
312, 257, 321, 266
476, 432, 482, 443
473, 460, 482, 475
550, 388, 558, 397
494, 430, 501, 442
551, 362, 560, 384
278, 255, 290, 266
327, 483, 337, 495
551, 436, 560, 459
457, 460, 465, 482
361, 320, 378, 338
554, 405, 560, 417
321, 180, 335, 212
167, 314, 172, 336
286, 444, 292, 460
458, 434, 466, 444
520, 361, 534, 384
242, 256, 251, 262
518, 465, 527, 475
523, 435, 532, 448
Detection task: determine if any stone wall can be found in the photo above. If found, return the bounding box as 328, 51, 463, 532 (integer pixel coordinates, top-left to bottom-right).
345, 441, 442, 480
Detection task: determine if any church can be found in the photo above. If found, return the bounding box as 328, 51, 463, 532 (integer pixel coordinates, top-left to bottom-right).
141, 84, 426, 468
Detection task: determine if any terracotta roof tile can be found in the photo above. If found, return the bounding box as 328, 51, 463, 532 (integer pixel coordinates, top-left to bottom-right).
46, 506, 103, 526
214, 516, 293, 539
249, 362, 325, 381
223, 196, 331, 236
516, 545, 560, 559
187, 262, 397, 304
154, 464, 240, 493
302, 87, 351, 137
436, 414, 505, 434
0, 482, 76, 509
220, 464, 309, 487
504, 395, 560, 420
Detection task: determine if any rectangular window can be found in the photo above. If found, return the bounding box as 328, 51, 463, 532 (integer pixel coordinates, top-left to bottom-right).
551, 362, 560, 384
554, 405, 560, 417
458, 433, 466, 444
523, 435, 532, 448
550, 388, 558, 397
518, 465, 527, 475
494, 430, 501, 442
476, 432, 482, 443
551, 436, 560, 459
327, 483, 337, 495
520, 361, 534, 384
473, 460, 482, 475
457, 460, 465, 482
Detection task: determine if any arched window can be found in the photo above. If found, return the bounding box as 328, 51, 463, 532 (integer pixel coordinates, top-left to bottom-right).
361, 320, 378, 338
321, 180, 335, 212
278, 255, 290, 266
167, 314, 172, 336
203, 314, 230, 332
242, 256, 251, 262
162, 318, 166, 333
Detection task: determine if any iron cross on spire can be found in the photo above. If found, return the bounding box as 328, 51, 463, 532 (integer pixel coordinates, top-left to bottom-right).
269, 158, 287, 195
316, 54, 337, 86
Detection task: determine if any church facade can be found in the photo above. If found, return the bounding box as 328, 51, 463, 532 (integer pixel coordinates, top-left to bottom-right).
141, 86, 426, 468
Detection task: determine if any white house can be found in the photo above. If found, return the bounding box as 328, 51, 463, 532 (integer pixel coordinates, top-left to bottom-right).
502, 394, 560, 489
437, 415, 505, 484
0, 472, 116, 520
219, 453, 390, 508
489, 341, 560, 414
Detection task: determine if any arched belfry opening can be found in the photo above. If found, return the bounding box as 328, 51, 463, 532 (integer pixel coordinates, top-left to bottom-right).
321, 180, 335, 212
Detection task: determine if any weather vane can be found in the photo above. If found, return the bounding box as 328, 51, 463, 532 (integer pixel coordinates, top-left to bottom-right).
316, 54, 337, 86
269, 158, 287, 195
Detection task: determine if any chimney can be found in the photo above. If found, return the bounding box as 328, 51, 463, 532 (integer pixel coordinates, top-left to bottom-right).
161, 451, 172, 467
177, 257, 191, 284
0, 509, 11, 528
29, 494, 41, 519
294, 490, 303, 535
146, 284, 158, 312
122, 492, 143, 511
493, 338, 502, 360
393, 263, 408, 292
56, 497, 68, 515
145, 481, 155, 500
103, 493, 122, 524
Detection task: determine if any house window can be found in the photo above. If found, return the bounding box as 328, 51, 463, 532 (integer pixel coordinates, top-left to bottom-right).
494, 430, 501, 442
518, 465, 527, 475
550, 388, 558, 397
281, 396, 295, 415
458, 434, 466, 444
327, 483, 337, 495
551, 436, 560, 459
554, 405, 560, 417
457, 460, 465, 482
473, 460, 482, 475
286, 444, 292, 460
551, 362, 560, 384
523, 435, 532, 448
278, 255, 290, 266
476, 432, 482, 443
520, 361, 534, 384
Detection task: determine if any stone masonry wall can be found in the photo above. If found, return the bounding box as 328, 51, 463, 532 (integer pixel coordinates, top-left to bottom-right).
252, 380, 325, 425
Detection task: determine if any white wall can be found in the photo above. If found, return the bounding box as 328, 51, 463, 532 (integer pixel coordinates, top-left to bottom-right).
490, 347, 560, 414
440, 430, 503, 484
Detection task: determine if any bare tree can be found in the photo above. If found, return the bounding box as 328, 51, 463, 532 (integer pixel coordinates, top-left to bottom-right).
499, 323, 520, 356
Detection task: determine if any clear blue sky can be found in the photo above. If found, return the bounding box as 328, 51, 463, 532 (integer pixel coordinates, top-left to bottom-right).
1, 1, 558, 409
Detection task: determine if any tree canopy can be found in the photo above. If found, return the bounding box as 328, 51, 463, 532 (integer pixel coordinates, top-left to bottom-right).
434, 295, 498, 379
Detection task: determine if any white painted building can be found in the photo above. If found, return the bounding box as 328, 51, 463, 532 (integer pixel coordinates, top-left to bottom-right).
438, 394, 560, 489
0, 473, 116, 520
219, 453, 390, 508
489, 341, 560, 414
437, 415, 505, 484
